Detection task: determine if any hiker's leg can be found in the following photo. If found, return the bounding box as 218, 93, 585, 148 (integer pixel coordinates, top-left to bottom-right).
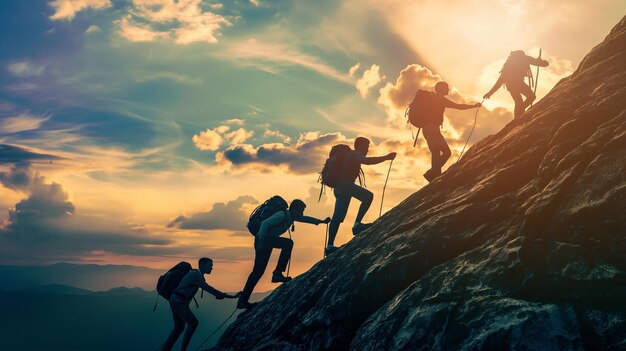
240, 245, 272, 302
265, 236, 293, 273
508, 84, 524, 119
160, 301, 186, 351
351, 183, 373, 224
434, 129, 451, 169
329, 185, 351, 246
519, 82, 536, 110
179, 305, 199, 351
422, 124, 441, 171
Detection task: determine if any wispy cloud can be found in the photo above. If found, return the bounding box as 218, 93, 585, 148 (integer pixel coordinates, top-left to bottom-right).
7, 62, 45, 77
0, 113, 50, 134
221, 38, 352, 83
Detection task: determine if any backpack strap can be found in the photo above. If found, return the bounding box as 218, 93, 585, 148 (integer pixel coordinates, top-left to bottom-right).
193, 296, 199, 308
152, 292, 159, 312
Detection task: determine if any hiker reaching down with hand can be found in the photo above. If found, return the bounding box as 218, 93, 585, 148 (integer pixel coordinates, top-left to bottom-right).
321, 137, 396, 256
484, 50, 548, 119
157, 258, 238, 351
238, 197, 330, 310
408, 81, 481, 182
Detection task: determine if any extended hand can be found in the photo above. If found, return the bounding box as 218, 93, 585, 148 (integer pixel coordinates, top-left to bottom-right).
387, 152, 397, 160
474, 102, 482, 108
483, 93, 492, 99
322, 217, 331, 224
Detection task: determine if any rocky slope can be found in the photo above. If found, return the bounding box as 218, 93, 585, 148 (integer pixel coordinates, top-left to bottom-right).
211, 16, 626, 351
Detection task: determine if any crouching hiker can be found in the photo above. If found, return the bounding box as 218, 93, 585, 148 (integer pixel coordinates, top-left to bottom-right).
157, 258, 238, 351
320, 137, 396, 256
238, 197, 330, 309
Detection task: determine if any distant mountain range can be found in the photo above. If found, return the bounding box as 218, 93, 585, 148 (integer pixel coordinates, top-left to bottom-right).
0, 283, 268, 351
0, 262, 160, 291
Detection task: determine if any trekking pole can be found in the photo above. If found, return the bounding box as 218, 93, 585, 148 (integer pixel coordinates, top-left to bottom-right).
286, 227, 292, 277
531, 48, 542, 107
323, 222, 328, 259
457, 99, 484, 162
194, 307, 238, 351
379, 158, 394, 218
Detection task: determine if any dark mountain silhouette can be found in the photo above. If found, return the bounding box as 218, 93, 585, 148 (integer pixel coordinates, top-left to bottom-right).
0, 262, 160, 291
0, 285, 269, 351
211, 16, 626, 351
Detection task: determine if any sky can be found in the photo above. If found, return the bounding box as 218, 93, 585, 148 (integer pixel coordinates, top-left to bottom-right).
0, 0, 623, 291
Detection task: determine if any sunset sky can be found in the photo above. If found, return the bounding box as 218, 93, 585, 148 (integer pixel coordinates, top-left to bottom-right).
1, 0, 623, 291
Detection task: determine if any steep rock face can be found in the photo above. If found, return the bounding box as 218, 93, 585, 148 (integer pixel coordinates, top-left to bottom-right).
212, 17, 626, 351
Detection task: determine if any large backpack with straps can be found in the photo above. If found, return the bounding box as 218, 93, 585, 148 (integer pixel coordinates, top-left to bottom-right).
247, 195, 289, 236
406, 89, 439, 147
156, 261, 192, 300
318, 144, 365, 201
501, 50, 533, 87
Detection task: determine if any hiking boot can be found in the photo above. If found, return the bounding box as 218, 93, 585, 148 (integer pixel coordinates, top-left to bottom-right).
271, 272, 292, 283
237, 299, 258, 310
352, 223, 372, 236
324, 245, 338, 256
423, 169, 441, 183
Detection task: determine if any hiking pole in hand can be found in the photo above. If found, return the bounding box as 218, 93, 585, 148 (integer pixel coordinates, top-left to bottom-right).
457, 99, 484, 162
323, 222, 328, 259
531, 48, 542, 107
379, 158, 394, 218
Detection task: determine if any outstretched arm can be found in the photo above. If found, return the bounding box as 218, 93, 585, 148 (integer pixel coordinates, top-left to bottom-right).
296, 216, 331, 225
362, 152, 396, 165
527, 56, 549, 67
445, 98, 481, 110
484, 74, 505, 99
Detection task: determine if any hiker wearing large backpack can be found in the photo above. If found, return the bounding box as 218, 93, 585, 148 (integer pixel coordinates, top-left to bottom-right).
323, 137, 396, 256
408, 82, 481, 182
238, 198, 329, 309
158, 258, 237, 351
483, 50, 549, 119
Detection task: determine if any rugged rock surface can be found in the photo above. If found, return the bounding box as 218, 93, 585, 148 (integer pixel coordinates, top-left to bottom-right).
211, 17, 626, 351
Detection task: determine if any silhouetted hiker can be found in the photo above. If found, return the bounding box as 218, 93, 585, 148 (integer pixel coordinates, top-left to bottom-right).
409, 82, 481, 182
158, 258, 237, 351
324, 137, 396, 255
484, 50, 549, 118
238, 198, 329, 309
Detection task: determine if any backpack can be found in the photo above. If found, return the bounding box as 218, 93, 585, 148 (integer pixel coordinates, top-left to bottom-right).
406, 90, 438, 147
247, 195, 289, 236
156, 261, 192, 300
501, 50, 533, 87
318, 144, 365, 201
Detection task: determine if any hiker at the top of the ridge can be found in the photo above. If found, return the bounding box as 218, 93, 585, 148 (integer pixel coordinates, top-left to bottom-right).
419, 82, 481, 183
325, 137, 396, 256
238, 199, 329, 310
484, 50, 549, 119
158, 258, 237, 351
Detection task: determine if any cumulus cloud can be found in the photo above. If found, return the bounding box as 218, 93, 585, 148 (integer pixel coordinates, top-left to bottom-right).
49, 0, 112, 21
118, 0, 231, 44
250, 0, 260, 6
0, 113, 50, 134
86, 25, 101, 33
7, 62, 46, 77
356, 64, 385, 98
216, 132, 347, 174
192, 125, 254, 151
168, 195, 258, 230
0, 163, 174, 264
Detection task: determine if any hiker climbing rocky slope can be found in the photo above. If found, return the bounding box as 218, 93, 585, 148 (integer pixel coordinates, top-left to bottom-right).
211, 16, 626, 351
